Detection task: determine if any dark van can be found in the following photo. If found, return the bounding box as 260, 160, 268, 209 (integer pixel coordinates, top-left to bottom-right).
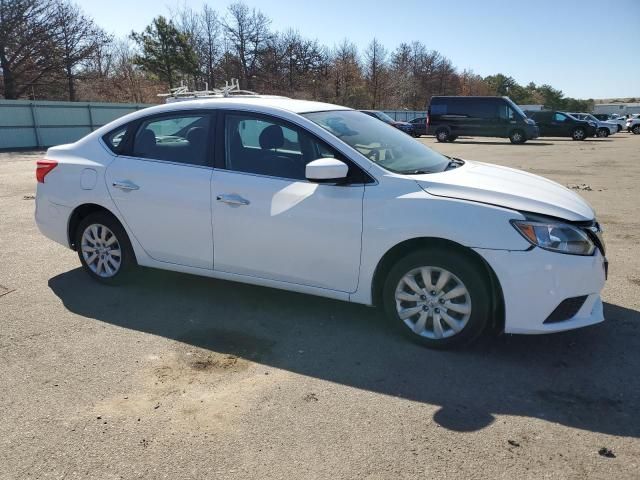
526, 111, 597, 140
427, 96, 539, 144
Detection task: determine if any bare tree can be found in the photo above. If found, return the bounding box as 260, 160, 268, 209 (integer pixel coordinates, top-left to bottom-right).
53, 0, 110, 100
200, 5, 221, 88
364, 38, 388, 109
0, 0, 59, 99
223, 2, 271, 90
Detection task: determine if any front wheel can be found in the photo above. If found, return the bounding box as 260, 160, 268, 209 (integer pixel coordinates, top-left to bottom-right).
632, 125, 640, 135
509, 129, 526, 144
435, 128, 449, 142
572, 127, 586, 141
597, 128, 609, 138
76, 212, 135, 284
382, 249, 491, 349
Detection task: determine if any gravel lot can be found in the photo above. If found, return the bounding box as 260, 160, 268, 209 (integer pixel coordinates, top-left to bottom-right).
1, 133, 639, 479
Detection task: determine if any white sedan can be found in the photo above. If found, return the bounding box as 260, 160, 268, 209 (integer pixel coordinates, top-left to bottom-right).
35, 97, 607, 349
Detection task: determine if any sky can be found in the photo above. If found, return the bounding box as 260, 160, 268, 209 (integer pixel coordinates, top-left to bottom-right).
78, 0, 640, 99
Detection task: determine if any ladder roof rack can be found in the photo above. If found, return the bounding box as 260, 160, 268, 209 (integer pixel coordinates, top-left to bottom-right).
158, 79, 283, 103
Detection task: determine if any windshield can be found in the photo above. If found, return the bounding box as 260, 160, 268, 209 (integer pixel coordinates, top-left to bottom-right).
505, 98, 527, 119
303, 110, 450, 174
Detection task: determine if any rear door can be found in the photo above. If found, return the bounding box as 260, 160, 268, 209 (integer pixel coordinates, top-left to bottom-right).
105, 111, 215, 269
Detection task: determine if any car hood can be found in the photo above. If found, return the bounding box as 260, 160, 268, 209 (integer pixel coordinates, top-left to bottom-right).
414, 160, 595, 221
393, 121, 412, 127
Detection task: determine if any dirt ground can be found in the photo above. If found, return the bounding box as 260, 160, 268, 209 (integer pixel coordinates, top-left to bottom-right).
1, 133, 639, 479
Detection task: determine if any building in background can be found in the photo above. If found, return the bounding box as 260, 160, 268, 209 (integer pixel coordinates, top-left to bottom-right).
593, 103, 640, 116
519, 104, 545, 112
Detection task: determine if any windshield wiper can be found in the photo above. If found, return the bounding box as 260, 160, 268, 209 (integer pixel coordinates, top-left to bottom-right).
444, 157, 464, 171
401, 168, 439, 175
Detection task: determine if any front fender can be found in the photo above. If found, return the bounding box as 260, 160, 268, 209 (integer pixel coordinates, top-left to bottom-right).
351, 179, 530, 305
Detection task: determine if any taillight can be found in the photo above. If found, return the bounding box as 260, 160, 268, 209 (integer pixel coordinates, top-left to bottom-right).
36, 159, 58, 183
426, 114, 431, 127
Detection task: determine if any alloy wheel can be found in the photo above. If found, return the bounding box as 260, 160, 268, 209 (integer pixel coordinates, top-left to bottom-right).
81, 223, 122, 278
394, 266, 472, 340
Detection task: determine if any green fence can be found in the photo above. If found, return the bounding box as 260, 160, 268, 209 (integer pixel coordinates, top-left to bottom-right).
0, 100, 151, 150
0, 100, 426, 150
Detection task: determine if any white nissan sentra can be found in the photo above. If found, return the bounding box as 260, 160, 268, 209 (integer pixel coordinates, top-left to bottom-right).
35, 96, 607, 349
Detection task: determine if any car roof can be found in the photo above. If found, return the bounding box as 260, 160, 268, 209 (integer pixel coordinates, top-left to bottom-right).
149, 96, 352, 114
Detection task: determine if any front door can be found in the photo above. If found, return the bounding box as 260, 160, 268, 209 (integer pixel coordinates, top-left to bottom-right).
106, 112, 214, 269
211, 111, 364, 292
550, 112, 573, 136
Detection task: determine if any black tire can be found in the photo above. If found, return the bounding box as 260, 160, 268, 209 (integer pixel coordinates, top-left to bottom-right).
571, 127, 586, 141
447, 135, 458, 142
509, 129, 526, 144
75, 211, 135, 285
435, 128, 449, 142
382, 248, 491, 349
597, 128, 608, 138
632, 125, 640, 135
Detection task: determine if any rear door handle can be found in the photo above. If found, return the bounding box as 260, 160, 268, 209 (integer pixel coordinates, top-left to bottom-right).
217, 194, 250, 206
112, 180, 139, 191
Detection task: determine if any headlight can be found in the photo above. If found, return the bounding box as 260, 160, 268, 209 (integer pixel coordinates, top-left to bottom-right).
511, 220, 595, 255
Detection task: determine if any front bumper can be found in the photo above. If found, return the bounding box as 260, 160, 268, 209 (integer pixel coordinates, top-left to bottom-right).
526, 125, 539, 139
474, 247, 606, 334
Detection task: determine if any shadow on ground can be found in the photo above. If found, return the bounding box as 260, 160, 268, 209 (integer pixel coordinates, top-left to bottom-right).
49, 267, 640, 437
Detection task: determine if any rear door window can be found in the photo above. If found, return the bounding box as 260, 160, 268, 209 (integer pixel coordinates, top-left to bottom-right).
132, 113, 211, 166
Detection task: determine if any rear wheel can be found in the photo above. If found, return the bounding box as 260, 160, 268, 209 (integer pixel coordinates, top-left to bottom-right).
597, 128, 609, 138
632, 125, 640, 135
509, 129, 526, 144
435, 128, 449, 142
76, 212, 135, 285
382, 248, 491, 349
572, 127, 586, 141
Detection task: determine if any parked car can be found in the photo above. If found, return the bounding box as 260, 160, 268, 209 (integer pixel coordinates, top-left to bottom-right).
427, 96, 539, 144
360, 110, 417, 136
35, 97, 607, 349
593, 113, 625, 132
409, 116, 428, 137
526, 111, 597, 140
626, 116, 640, 134
570, 113, 617, 137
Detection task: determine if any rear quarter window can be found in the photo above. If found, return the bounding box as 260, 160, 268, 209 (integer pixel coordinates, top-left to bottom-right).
102, 125, 128, 154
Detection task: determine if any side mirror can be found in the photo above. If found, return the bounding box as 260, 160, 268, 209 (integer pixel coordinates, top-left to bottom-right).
305, 158, 349, 183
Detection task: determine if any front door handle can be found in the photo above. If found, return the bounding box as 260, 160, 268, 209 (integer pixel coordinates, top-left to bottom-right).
112, 180, 139, 191
217, 193, 250, 206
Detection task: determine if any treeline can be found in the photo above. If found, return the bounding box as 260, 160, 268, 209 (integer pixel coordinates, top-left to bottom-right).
0, 0, 594, 111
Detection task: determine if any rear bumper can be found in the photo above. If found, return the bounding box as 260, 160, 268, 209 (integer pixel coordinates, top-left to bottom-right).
35, 189, 72, 248
474, 247, 606, 334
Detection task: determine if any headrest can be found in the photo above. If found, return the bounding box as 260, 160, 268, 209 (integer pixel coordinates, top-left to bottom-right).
137, 128, 156, 150
259, 124, 284, 150
186, 127, 205, 144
